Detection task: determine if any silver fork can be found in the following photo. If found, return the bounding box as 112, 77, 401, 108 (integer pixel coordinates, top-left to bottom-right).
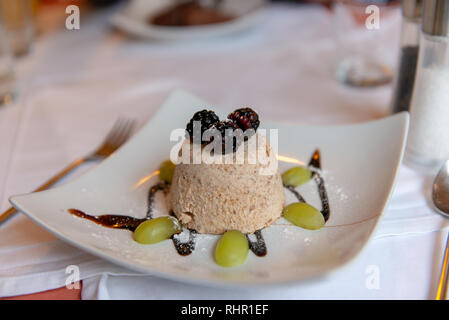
0, 118, 136, 225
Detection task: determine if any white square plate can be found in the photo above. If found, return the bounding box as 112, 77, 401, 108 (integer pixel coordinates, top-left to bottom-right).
10, 90, 409, 287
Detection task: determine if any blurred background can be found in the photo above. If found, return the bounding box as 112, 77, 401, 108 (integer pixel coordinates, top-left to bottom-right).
0, 0, 405, 220
0, 0, 402, 110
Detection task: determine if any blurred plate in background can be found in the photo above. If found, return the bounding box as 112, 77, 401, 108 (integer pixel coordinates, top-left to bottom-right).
110, 0, 267, 41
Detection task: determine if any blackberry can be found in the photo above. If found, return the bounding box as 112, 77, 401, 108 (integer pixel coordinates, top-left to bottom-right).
209, 120, 243, 154
228, 107, 260, 132
185, 109, 219, 143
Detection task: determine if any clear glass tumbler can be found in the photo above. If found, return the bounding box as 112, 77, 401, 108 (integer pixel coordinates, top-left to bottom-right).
0, 0, 34, 56
334, 0, 400, 87
0, 24, 15, 106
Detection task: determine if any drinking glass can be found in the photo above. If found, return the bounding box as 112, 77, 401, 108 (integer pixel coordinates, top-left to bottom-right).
0, 0, 34, 56
0, 24, 14, 106
334, 0, 400, 87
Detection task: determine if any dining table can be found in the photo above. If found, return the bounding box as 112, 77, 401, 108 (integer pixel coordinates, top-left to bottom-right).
1, 1, 448, 300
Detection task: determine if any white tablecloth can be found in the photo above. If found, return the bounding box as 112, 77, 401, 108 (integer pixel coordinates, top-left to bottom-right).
1, 3, 448, 300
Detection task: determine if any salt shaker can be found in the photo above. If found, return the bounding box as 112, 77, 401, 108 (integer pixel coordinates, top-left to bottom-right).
391, 0, 422, 113
407, 0, 449, 170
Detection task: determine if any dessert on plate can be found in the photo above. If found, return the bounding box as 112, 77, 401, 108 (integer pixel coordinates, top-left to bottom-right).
170, 108, 285, 234
68, 106, 330, 268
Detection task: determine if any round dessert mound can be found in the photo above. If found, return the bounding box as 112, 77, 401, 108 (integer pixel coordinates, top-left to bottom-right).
170, 134, 285, 234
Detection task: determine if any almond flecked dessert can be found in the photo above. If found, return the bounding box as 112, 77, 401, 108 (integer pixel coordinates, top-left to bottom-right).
170, 108, 285, 234
171, 134, 285, 234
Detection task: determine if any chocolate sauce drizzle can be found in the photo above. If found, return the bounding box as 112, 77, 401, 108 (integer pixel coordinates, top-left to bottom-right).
285, 185, 306, 203
68, 181, 198, 256
171, 228, 197, 256
284, 149, 330, 221
169, 210, 197, 256
67, 209, 145, 231
146, 182, 169, 219
246, 230, 267, 257
308, 149, 330, 221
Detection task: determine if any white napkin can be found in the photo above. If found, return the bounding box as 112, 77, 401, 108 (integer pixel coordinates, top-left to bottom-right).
1, 4, 448, 299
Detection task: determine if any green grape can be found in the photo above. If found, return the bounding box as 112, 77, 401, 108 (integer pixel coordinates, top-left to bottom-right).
134, 216, 182, 244
159, 160, 176, 184
283, 202, 325, 230
282, 166, 312, 187
215, 230, 249, 267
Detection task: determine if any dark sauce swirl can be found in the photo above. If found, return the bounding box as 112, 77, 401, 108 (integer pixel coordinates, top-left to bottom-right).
68, 182, 169, 231
171, 229, 197, 256
146, 182, 169, 219
67, 209, 145, 231
246, 230, 267, 257
68, 181, 198, 256
284, 185, 306, 203
308, 149, 330, 221
169, 211, 197, 256
284, 149, 330, 221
